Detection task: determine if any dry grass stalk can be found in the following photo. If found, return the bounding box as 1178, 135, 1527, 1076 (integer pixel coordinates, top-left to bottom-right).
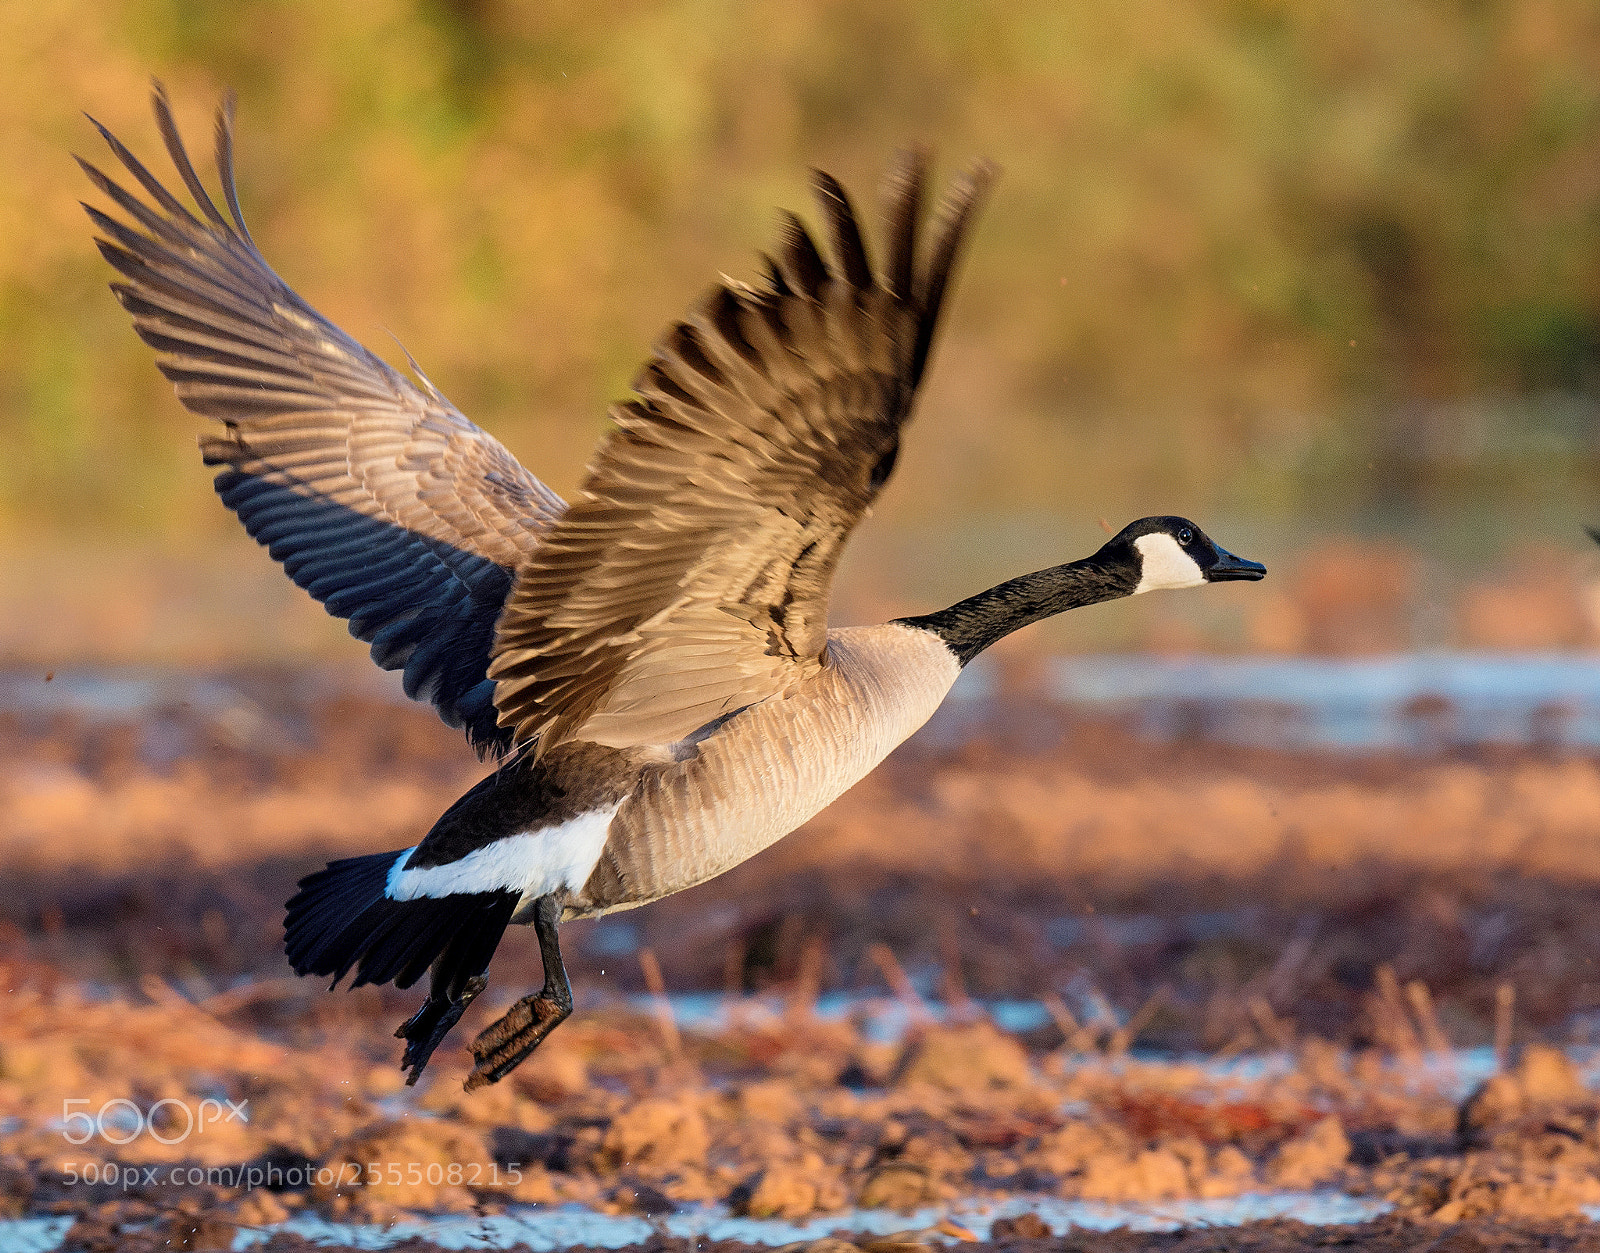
1040, 991, 1088, 1054
722, 935, 745, 1000
867, 942, 932, 1021
1201, 986, 1243, 1052
721, 935, 747, 1028
140, 975, 230, 1029
1404, 979, 1452, 1055
1261, 931, 1315, 1004
1494, 982, 1515, 1071
938, 924, 978, 1020
1110, 986, 1171, 1058
637, 947, 682, 1062
788, 934, 826, 1024
1375, 963, 1423, 1063
1404, 978, 1457, 1086
1248, 995, 1295, 1051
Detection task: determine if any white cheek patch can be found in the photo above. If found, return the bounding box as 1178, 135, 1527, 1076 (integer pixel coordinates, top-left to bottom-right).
385, 805, 620, 903
1133, 533, 1205, 594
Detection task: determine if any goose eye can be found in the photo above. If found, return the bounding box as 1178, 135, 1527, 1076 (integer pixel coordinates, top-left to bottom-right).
1177, 527, 1194, 546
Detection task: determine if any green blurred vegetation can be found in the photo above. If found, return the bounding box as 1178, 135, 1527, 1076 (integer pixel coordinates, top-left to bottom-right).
5, 0, 1600, 546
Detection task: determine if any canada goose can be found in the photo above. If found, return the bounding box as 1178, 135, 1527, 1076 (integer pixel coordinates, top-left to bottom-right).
82, 87, 1266, 1089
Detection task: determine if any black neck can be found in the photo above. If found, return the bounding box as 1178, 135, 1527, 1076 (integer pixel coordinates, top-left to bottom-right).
895, 556, 1137, 666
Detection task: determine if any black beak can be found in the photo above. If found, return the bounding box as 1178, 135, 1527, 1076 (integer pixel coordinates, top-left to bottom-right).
1207, 546, 1266, 582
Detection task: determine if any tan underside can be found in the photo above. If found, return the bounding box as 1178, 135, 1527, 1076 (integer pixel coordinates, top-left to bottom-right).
567, 622, 960, 918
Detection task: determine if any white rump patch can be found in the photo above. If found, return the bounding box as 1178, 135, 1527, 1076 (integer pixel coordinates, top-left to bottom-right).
385, 805, 620, 904
1133, 533, 1205, 594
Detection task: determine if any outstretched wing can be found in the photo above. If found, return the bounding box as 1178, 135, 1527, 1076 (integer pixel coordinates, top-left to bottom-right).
490, 154, 995, 751
81, 85, 564, 755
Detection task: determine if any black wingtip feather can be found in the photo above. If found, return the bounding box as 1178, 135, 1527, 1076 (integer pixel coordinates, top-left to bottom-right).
911, 158, 998, 387
754, 150, 991, 387
811, 170, 874, 291
880, 148, 929, 303
760, 253, 793, 299
151, 79, 234, 238
704, 286, 761, 370
90, 101, 199, 228
213, 89, 258, 251
776, 211, 829, 300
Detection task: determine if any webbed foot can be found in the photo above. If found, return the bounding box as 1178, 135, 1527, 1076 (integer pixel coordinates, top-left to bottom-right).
464, 990, 570, 1090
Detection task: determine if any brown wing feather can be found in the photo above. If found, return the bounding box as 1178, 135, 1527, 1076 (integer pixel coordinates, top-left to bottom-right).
82, 85, 564, 752
490, 154, 996, 752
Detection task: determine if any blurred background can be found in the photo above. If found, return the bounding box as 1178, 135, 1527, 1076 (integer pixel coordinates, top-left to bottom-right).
6, 0, 1600, 665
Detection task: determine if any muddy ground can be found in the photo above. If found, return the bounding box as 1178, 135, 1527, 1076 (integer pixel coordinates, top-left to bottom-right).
7, 674, 1600, 1250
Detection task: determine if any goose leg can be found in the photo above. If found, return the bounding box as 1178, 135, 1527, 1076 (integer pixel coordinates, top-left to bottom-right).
397, 973, 487, 1085
465, 895, 571, 1090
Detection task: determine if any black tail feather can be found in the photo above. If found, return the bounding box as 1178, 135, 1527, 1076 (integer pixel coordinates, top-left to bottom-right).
393, 921, 456, 990
434, 897, 516, 1000
370, 900, 464, 989
343, 906, 419, 988
393, 894, 513, 992
284, 850, 396, 975
284, 851, 517, 993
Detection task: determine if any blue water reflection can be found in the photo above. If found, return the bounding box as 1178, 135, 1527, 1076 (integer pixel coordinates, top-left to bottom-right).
1048, 652, 1600, 750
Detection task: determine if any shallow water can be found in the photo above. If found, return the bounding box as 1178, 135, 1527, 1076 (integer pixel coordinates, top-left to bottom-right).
244, 1194, 1395, 1249
1047, 651, 1600, 749
0, 1217, 73, 1253
626, 989, 1061, 1044
0, 1193, 1395, 1252
635, 992, 1530, 1098
8, 652, 1600, 752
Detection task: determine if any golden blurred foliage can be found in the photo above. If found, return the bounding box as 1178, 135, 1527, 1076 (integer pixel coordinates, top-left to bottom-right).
4, 0, 1600, 542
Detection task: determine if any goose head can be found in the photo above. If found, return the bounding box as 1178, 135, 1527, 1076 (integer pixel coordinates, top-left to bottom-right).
1099, 516, 1266, 594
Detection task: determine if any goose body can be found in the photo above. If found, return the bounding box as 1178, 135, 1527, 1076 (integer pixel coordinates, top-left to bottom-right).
83, 88, 1264, 1088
